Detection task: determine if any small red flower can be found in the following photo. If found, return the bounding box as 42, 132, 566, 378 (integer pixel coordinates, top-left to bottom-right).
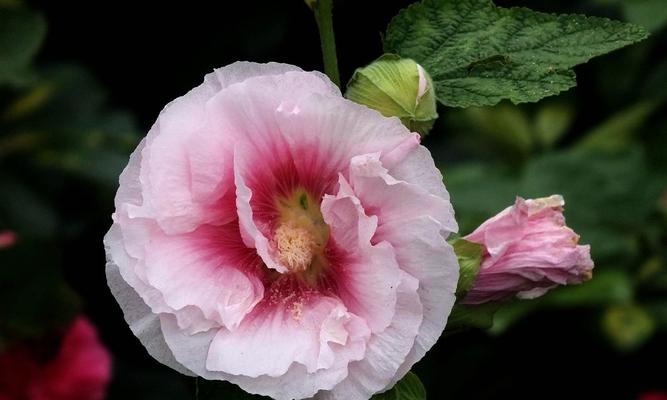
0, 231, 16, 249
640, 393, 667, 400
0, 317, 111, 400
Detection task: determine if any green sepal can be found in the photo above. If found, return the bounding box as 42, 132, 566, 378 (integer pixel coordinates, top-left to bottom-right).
449, 237, 484, 300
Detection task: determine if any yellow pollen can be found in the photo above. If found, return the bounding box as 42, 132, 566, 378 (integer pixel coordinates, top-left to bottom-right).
275, 223, 316, 272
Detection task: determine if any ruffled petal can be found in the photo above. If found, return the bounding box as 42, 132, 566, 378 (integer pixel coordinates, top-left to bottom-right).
129, 63, 317, 234
321, 176, 401, 334
142, 223, 264, 332
106, 257, 193, 375
342, 153, 458, 386
205, 296, 368, 377
317, 273, 422, 400
160, 299, 370, 400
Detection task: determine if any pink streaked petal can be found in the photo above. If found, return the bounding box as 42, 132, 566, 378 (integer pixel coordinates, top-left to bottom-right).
234, 148, 286, 274
321, 178, 378, 250
142, 223, 264, 332
275, 94, 415, 185
205, 296, 368, 378
341, 152, 458, 379
318, 272, 423, 400
105, 259, 194, 376
376, 216, 458, 385
387, 143, 456, 211
348, 153, 455, 228
379, 133, 420, 171
128, 63, 309, 235
114, 138, 145, 213
206, 71, 342, 202
104, 222, 171, 315
160, 311, 367, 400
321, 178, 401, 334
107, 218, 218, 334
135, 120, 235, 234
205, 72, 341, 148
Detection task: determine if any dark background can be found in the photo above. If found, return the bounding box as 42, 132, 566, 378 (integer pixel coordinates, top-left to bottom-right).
2, 0, 666, 398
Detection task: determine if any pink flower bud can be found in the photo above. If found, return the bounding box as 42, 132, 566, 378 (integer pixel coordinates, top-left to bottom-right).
462, 195, 593, 305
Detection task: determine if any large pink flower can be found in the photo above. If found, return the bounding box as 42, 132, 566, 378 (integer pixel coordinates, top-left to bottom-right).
104, 62, 458, 399
462, 195, 594, 304
0, 317, 111, 400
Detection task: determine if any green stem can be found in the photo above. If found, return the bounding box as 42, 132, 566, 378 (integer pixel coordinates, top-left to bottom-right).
313, 0, 341, 87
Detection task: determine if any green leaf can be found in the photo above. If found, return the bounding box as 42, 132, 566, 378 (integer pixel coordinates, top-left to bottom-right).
602, 304, 656, 351
450, 237, 484, 299
0, 8, 46, 83
384, 0, 648, 107
371, 372, 426, 400
1, 64, 140, 185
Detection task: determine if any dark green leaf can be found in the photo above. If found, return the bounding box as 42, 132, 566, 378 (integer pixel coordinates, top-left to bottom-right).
385, 0, 648, 107
0, 177, 57, 237
0, 8, 46, 83
0, 242, 79, 341
447, 303, 500, 332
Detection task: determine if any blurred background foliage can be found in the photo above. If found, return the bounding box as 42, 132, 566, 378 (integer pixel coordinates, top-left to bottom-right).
0, 0, 665, 399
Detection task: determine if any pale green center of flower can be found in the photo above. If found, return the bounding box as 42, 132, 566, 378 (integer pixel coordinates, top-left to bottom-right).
275, 189, 329, 282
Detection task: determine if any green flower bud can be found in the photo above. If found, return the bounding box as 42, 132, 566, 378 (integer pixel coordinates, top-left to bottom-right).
345, 54, 438, 135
